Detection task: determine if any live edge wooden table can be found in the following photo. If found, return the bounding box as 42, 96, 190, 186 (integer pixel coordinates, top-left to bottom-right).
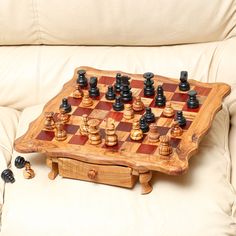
14, 67, 230, 194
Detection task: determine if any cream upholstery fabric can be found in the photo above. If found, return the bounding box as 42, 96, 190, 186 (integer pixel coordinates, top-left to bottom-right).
0, 42, 233, 110
0, 107, 20, 214
1, 1, 236, 235
1, 104, 235, 236
229, 87, 236, 187
0, 0, 235, 45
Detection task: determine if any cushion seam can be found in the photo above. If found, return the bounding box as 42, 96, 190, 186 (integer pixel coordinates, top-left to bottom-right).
32, 0, 42, 44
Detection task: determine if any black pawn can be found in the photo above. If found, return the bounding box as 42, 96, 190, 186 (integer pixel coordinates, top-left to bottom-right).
105, 85, 116, 100
187, 90, 199, 109
143, 72, 155, 96
113, 96, 124, 111
77, 69, 88, 88
60, 98, 72, 113
15, 156, 26, 169
176, 111, 186, 127
179, 71, 190, 91
89, 77, 100, 97
155, 85, 166, 107
144, 107, 155, 123
114, 73, 122, 92
139, 116, 149, 133
120, 76, 132, 102
1, 169, 15, 183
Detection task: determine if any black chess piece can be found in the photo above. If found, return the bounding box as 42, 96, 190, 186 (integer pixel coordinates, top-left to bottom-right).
179, 71, 190, 91
60, 98, 72, 113
176, 111, 186, 127
114, 73, 122, 92
139, 116, 149, 133
113, 96, 124, 111
77, 69, 88, 88
120, 76, 132, 102
105, 85, 116, 100
143, 72, 155, 96
155, 85, 166, 107
187, 90, 199, 109
1, 169, 15, 183
15, 156, 26, 169
89, 77, 100, 97
144, 107, 155, 123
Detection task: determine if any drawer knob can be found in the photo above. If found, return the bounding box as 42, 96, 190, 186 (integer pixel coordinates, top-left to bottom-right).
87, 169, 97, 180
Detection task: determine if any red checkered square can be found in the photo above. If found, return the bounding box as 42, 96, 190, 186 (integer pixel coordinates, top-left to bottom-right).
130, 80, 144, 88
68, 135, 88, 145
95, 101, 113, 110
99, 76, 115, 85
106, 111, 123, 121
67, 97, 82, 106
136, 144, 157, 154
171, 93, 188, 102
73, 107, 93, 116
64, 124, 80, 134
36, 130, 55, 141
116, 122, 132, 132
162, 83, 178, 92
194, 86, 212, 96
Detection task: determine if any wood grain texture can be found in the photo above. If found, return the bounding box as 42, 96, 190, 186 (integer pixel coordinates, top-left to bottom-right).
58, 158, 137, 188
14, 67, 230, 193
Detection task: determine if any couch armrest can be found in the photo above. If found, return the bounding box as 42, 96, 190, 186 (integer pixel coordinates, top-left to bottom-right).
208, 37, 236, 188
0, 107, 20, 209
229, 90, 236, 188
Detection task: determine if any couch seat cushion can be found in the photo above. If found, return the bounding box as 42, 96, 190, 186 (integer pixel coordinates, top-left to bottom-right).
1, 103, 236, 236
0, 107, 20, 217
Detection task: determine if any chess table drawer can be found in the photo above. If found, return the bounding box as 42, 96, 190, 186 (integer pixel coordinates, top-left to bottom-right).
58, 158, 138, 188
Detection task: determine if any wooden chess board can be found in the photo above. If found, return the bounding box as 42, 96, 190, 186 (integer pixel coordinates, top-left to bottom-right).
14, 67, 230, 194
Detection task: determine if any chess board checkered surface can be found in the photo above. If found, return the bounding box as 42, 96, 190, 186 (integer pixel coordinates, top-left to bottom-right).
15, 67, 230, 175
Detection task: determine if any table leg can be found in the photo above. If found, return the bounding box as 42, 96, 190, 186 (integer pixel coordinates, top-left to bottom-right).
139, 171, 153, 194
46, 158, 59, 180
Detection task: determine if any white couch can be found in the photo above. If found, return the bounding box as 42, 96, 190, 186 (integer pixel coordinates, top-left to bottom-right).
0, 1, 236, 235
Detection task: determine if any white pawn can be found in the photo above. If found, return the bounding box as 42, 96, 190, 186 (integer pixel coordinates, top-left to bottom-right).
163, 101, 175, 117
123, 104, 134, 120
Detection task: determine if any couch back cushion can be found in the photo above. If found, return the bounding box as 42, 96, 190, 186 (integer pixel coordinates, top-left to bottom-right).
0, 0, 235, 46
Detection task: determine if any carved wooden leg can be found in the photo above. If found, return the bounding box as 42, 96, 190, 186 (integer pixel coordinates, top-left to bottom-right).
139, 171, 153, 194
46, 158, 59, 180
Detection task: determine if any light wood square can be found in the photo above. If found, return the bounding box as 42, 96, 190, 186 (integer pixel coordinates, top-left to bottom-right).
116, 131, 130, 142
151, 107, 163, 117
120, 141, 140, 153
89, 109, 109, 120
132, 88, 142, 97
157, 117, 173, 127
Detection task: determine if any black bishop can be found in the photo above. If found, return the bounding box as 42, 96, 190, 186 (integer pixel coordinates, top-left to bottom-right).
105, 85, 116, 100
143, 72, 155, 96
179, 71, 190, 91
155, 85, 166, 107
113, 96, 124, 111
120, 76, 132, 102
60, 98, 72, 113
77, 69, 88, 88
144, 107, 155, 123
89, 77, 100, 97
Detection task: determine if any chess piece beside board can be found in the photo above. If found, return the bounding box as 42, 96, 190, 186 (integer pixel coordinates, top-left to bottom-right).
14, 67, 230, 194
